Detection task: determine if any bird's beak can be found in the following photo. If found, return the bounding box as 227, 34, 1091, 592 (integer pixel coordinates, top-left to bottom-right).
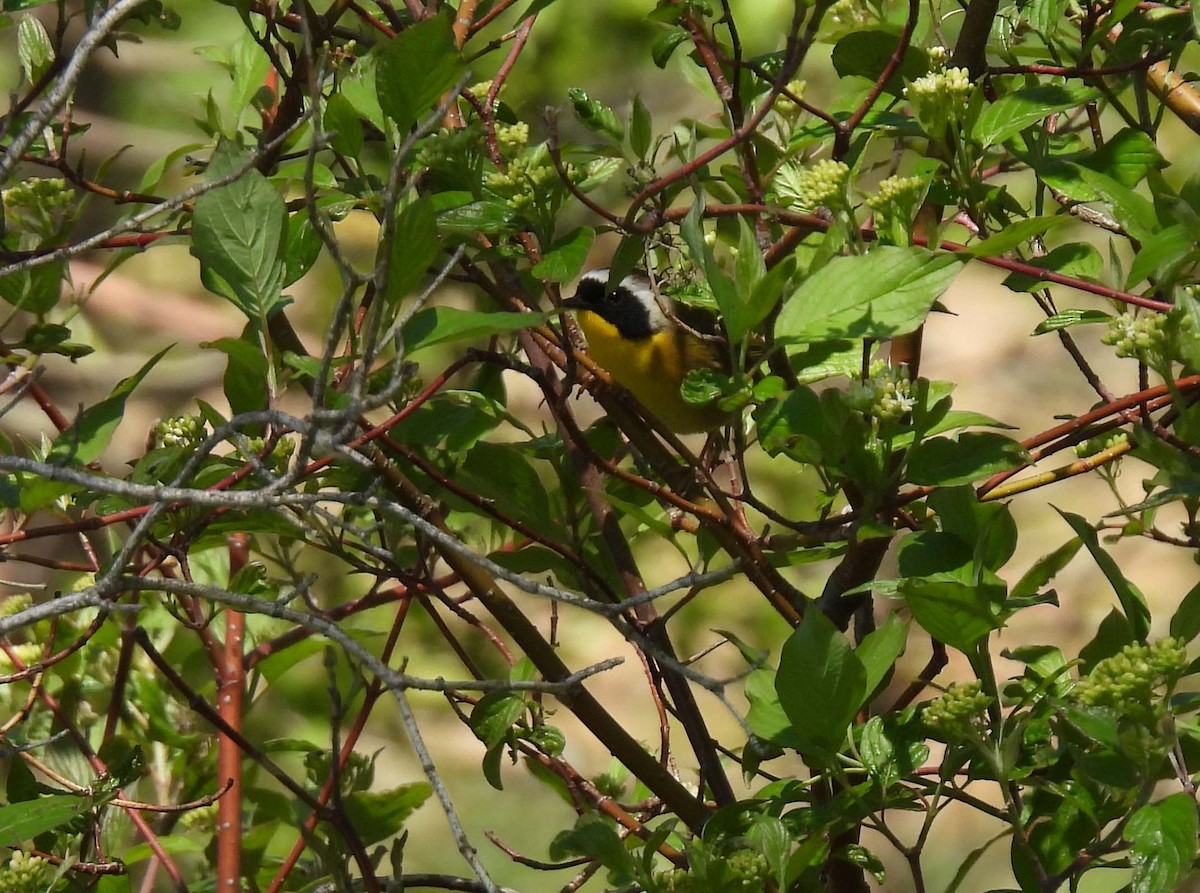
558, 296, 583, 310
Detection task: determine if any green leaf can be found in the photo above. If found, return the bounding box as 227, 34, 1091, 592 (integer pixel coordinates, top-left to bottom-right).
49, 346, 172, 464
340, 51, 385, 132
375, 12, 464, 133
1127, 794, 1198, 893
401, 306, 549, 352
1002, 242, 1104, 293
1032, 309, 1113, 335
205, 334, 269, 420
680, 196, 743, 341
651, 26, 689, 68
745, 668, 800, 747
17, 13, 53, 82
0, 260, 65, 315
832, 30, 928, 96
384, 196, 440, 305
435, 198, 517, 236
957, 216, 1069, 258
900, 575, 1002, 652
776, 247, 962, 343
1169, 580, 1200, 643
973, 85, 1099, 148
568, 87, 623, 142
551, 816, 636, 885
855, 613, 908, 699
1126, 224, 1193, 289
283, 213, 322, 287
532, 226, 595, 281
343, 783, 432, 846
0, 794, 88, 844
629, 94, 652, 159
776, 610, 866, 755
191, 140, 288, 320
906, 432, 1028, 486
1010, 537, 1081, 602
1083, 127, 1163, 188
324, 91, 364, 157
1057, 510, 1150, 641
459, 442, 554, 535
1077, 167, 1159, 243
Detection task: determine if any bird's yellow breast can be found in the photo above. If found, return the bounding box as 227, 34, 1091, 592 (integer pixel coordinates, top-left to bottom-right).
575, 309, 726, 433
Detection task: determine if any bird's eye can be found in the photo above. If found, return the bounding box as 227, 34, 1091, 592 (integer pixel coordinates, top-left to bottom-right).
603, 290, 620, 304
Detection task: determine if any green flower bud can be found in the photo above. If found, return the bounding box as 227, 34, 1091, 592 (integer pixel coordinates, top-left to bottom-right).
2, 177, 77, 242
924, 681, 992, 738
0, 851, 53, 893
1075, 638, 1187, 721
773, 159, 850, 213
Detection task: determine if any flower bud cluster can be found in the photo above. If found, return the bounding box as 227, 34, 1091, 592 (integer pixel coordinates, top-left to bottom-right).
153, 415, 206, 449
1073, 431, 1128, 458
242, 435, 295, 476
774, 78, 808, 116
1075, 638, 1187, 720
0, 641, 43, 670
656, 850, 771, 891
924, 681, 992, 738
2, 177, 76, 242
867, 174, 925, 241
773, 159, 850, 213
847, 360, 914, 421
827, 0, 871, 26
496, 121, 530, 150
904, 67, 972, 138
1101, 311, 1189, 374
0, 851, 52, 893
484, 155, 573, 210
414, 125, 484, 170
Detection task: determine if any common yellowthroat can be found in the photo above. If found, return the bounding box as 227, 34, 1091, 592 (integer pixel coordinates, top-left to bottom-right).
562, 269, 729, 434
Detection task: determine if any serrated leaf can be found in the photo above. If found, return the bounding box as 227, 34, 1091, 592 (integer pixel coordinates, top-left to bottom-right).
777, 247, 962, 343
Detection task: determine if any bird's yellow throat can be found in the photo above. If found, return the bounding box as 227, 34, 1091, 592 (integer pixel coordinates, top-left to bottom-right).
574, 308, 726, 434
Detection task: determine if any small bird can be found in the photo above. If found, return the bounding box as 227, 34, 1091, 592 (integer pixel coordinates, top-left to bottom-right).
561, 269, 729, 434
